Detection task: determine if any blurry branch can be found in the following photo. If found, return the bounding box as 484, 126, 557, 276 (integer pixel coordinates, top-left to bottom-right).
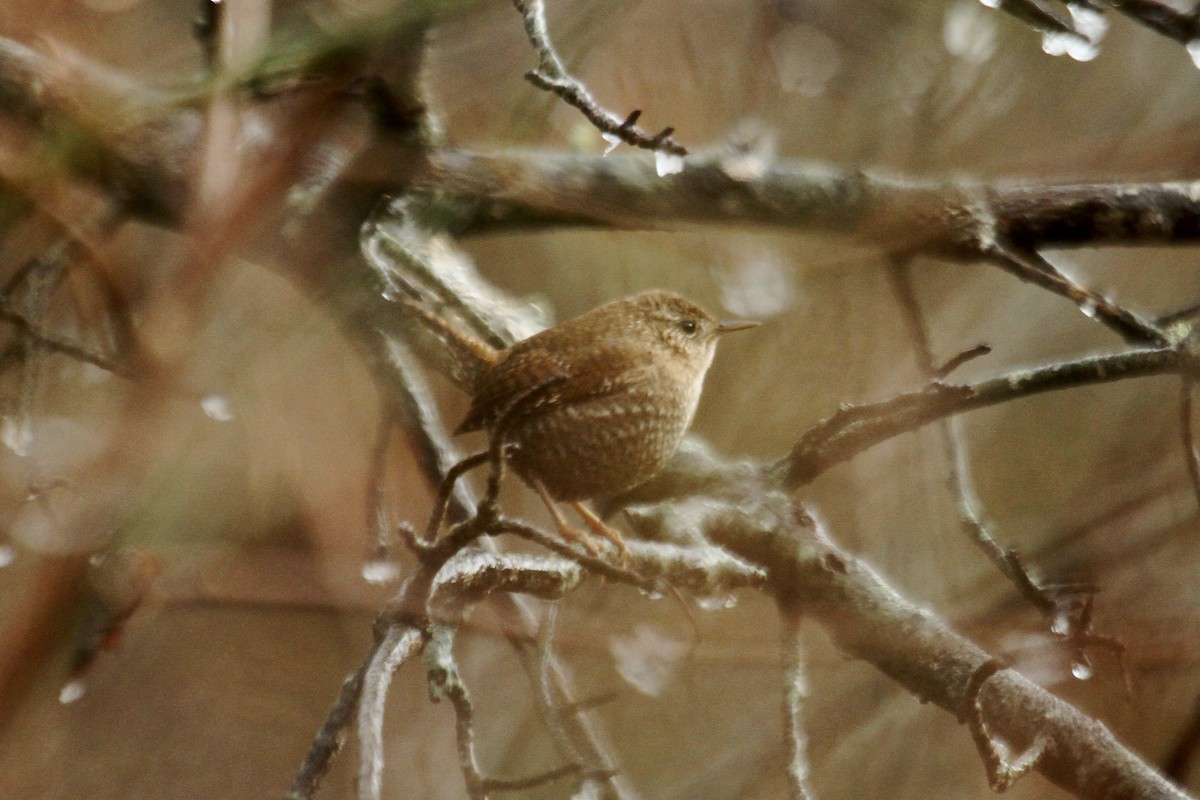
1102, 1, 1200, 47
511, 0, 687, 156
772, 347, 1180, 489
988, 0, 1200, 63
779, 606, 814, 800
988, 0, 1084, 37
982, 242, 1165, 346
0, 242, 139, 380
1183, 377, 1200, 508
885, 259, 1125, 691
885, 259, 1055, 613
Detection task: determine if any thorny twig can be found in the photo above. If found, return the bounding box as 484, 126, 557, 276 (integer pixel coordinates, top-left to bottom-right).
510, 0, 687, 156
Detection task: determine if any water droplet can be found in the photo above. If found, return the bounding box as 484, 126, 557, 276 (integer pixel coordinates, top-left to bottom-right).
654, 151, 685, 177
1080, 299, 1099, 319
638, 587, 665, 601
1070, 659, 1093, 681
361, 558, 400, 586
0, 544, 14, 568
1188, 40, 1200, 70
977, 0, 1000, 8
944, 1, 998, 65
381, 285, 404, 302
200, 393, 234, 422
1050, 612, 1071, 636
610, 625, 687, 696
601, 132, 622, 156
2, 416, 31, 457
1041, 4, 1106, 62
1068, 3, 1108, 43
768, 23, 841, 97
59, 679, 86, 704
697, 593, 738, 611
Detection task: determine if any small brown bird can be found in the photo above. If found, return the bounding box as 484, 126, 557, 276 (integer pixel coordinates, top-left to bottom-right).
456, 290, 758, 556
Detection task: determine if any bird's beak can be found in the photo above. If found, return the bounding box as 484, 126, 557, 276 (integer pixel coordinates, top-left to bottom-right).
716, 319, 760, 334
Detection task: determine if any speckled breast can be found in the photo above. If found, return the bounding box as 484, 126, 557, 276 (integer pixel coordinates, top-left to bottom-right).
504, 387, 692, 501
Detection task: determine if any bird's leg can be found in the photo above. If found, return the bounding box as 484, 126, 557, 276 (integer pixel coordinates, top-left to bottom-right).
529, 480, 630, 563
570, 501, 630, 565
530, 480, 604, 558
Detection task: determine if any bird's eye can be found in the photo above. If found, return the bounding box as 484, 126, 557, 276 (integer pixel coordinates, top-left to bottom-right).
679, 319, 698, 335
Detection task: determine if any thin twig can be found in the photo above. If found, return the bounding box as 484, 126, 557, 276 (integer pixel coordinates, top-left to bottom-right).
288, 664, 369, 800
960, 659, 1048, 791
1104, 0, 1200, 46
510, 0, 687, 156
773, 347, 1181, 490
493, 517, 661, 592
357, 625, 424, 800
366, 410, 397, 565
779, 605, 815, 800
1181, 377, 1200, 510
988, 0, 1079, 36
984, 242, 1167, 346
886, 260, 1058, 614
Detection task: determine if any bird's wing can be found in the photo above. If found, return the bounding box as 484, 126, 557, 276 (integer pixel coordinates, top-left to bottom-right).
455, 342, 650, 435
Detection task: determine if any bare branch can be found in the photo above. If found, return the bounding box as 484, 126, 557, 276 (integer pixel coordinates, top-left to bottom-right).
1182, 377, 1200, 509
288, 666, 367, 800
885, 259, 1060, 617
357, 625, 424, 800
1104, 0, 1200, 46
773, 347, 1181, 490
961, 659, 1049, 791
510, 0, 687, 156
983, 242, 1166, 346
779, 607, 815, 800
988, 0, 1078, 36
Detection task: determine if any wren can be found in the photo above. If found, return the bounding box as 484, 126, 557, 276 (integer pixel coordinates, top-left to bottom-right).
455, 290, 758, 556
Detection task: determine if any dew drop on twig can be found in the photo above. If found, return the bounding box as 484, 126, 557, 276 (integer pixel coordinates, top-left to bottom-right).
697, 593, 738, 611
2, 416, 31, 457
655, 150, 685, 177
200, 393, 234, 422
361, 557, 401, 586
601, 132, 622, 156
59, 679, 86, 704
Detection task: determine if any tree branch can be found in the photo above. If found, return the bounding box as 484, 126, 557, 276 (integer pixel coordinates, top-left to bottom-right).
773, 347, 1181, 490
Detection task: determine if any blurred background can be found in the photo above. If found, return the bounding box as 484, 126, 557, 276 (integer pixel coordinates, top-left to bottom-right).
0, 0, 1199, 798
